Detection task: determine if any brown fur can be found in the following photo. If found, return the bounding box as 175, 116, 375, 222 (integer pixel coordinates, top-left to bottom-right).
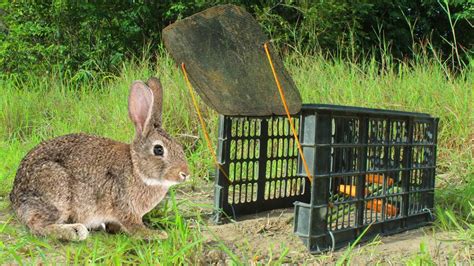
9, 78, 189, 241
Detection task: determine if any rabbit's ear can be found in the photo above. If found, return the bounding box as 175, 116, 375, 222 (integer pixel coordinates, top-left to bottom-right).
129, 81, 154, 136
146, 77, 163, 128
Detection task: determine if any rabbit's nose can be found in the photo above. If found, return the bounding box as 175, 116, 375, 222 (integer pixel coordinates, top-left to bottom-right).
179, 171, 189, 181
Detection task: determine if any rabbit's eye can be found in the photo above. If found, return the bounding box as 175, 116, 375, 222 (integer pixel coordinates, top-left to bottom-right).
153, 145, 164, 156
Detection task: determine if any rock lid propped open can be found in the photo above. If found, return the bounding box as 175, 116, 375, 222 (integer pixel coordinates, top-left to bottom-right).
162, 4, 302, 116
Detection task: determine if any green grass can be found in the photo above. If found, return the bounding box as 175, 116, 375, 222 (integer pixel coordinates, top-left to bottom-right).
0, 191, 207, 264
0, 51, 472, 264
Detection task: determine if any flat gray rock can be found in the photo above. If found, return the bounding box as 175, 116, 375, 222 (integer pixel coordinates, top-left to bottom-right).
162, 4, 302, 116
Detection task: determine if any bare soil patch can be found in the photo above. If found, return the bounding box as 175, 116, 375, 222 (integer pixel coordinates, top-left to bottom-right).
200, 208, 471, 264
177, 183, 472, 265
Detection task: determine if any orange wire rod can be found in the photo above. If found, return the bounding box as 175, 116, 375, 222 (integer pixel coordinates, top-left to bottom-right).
263, 42, 314, 183
181, 63, 231, 183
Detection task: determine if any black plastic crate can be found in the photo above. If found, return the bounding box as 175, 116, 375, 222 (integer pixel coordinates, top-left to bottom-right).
214, 104, 438, 253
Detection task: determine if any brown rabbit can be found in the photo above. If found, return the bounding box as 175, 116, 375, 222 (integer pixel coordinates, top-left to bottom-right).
9, 77, 190, 241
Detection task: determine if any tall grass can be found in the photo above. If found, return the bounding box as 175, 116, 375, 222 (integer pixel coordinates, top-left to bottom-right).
0, 50, 472, 263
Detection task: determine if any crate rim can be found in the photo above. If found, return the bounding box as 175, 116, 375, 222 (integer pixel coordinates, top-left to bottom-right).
302, 104, 435, 118
219, 103, 436, 119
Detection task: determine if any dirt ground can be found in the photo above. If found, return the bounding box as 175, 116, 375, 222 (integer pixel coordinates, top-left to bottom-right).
200, 210, 472, 265
176, 184, 473, 265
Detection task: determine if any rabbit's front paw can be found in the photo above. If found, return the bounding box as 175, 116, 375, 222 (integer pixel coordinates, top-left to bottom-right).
126, 225, 168, 241
105, 222, 123, 234
151, 229, 168, 240
136, 228, 168, 241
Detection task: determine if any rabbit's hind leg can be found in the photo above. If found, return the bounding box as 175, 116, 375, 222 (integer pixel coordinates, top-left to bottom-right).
17, 200, 89, 241
42, 223, 89, 241
13, 160, 90, 241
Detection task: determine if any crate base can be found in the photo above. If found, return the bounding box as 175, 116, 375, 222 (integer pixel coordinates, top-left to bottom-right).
294, 200, 435, 254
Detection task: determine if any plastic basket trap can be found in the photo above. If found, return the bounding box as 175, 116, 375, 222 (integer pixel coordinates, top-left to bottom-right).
214, 104, 438, 253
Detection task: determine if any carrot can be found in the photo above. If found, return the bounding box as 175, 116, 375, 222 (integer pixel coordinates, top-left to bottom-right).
338, 185, 369, 197
366, 174, 394, 186
366, 199, 398, 216
339, 184, 357, 197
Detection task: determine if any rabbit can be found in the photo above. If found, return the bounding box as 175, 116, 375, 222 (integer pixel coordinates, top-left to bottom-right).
9, 77, 190, 241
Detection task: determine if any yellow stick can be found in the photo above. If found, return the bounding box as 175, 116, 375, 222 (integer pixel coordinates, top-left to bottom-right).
263, 43, 313, 183
181, 63, 231, 183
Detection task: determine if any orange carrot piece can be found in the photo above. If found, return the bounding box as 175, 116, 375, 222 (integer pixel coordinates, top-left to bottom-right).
339, 185, 369, 197
339, 185, 357, 197
366, 199, 398, 216
366, 174, 394, 186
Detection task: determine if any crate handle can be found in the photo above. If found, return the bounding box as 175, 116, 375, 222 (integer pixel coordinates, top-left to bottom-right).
263, 42, 313, 183
328, 230, 336, 251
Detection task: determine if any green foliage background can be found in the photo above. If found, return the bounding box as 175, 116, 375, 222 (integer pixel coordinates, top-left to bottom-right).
0, 1, 472, 263
0, 0, 472, 79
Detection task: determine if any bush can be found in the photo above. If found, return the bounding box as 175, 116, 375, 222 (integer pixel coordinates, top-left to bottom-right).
0, 0, 472, 79
1, 2, 158, 80
252, 0, 473, 62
